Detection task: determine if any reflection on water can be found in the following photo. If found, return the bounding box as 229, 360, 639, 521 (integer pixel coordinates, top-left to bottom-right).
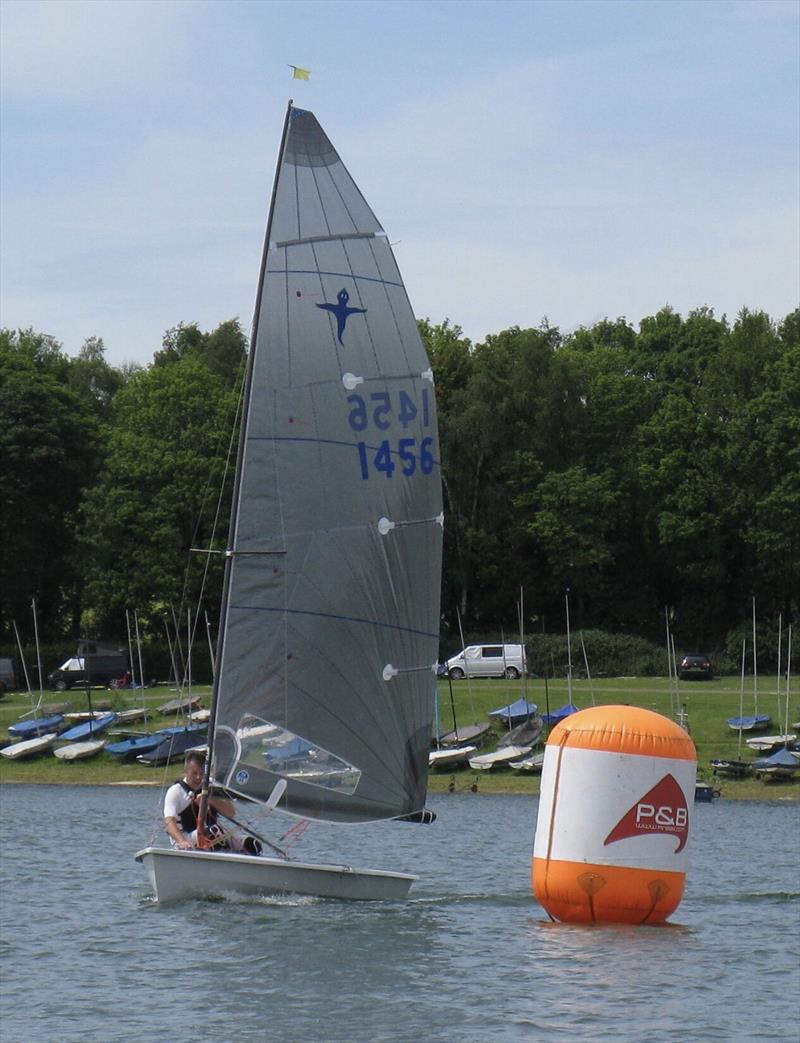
0, 786, 797, 1043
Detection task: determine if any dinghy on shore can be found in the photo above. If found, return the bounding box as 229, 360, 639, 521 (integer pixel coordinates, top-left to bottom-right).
1, 733, 58, 759
469, 745, 533, 771
54, 739, 105, 761
8, 714, 64, 739
429, 745, 476, 769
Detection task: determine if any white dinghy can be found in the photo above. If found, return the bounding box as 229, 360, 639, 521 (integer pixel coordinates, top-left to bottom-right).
1, 733, 58, 760
469, 745, 533, 771
136, 103, 443, 904
54, 739, 106, 761
745, 733, 796, 753
509, 751, 545, 773
429, 745, 476, 769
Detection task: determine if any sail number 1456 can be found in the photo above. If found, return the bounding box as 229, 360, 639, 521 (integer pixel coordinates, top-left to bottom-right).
347, 389, 435, 480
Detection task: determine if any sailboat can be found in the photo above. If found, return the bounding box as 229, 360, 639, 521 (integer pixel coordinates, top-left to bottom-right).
712, 639, 752, 778
136, 103, 443, 903
726, 598, 770, 732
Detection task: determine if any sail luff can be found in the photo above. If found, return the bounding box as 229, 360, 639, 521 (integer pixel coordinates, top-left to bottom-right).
203, 100, 295, 796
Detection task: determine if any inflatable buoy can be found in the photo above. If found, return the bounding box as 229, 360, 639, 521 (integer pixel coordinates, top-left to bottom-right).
532, 705, 696, 924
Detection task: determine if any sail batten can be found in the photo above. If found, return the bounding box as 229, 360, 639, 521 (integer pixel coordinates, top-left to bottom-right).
275, 231, 382, 248
272, 267, 404, 289
210, 106, 442, 824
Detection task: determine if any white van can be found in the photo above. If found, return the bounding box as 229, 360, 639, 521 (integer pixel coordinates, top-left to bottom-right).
445, 644, 526, 680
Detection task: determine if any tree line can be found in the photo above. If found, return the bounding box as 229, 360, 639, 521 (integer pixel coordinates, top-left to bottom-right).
1, 304, 798, 673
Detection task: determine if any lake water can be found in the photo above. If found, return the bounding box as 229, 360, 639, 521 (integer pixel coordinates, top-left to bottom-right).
0, 784, 797, 1042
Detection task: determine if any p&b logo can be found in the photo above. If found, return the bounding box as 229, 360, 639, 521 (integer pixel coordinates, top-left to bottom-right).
604, 773, 689, 853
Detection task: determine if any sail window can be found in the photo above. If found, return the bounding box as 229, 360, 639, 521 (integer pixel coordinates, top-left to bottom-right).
235, 714, 361, 794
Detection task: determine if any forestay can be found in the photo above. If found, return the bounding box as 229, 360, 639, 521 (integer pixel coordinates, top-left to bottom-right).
211, 106, 443, 824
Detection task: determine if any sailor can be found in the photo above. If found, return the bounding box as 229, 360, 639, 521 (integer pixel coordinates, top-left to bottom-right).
163, 749, 261, 855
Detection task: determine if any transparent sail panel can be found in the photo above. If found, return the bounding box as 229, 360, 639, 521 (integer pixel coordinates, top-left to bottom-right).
232, 714, 361, 794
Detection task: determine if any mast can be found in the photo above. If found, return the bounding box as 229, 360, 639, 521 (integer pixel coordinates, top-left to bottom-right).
776, 613, 782, 731
752, 595, 758, 717
200, 100, 295, 811
737, 638, 745, 759
565, 591, 573, 705
32, 598, 44, 713
784, 626, 792, 741
12, 620, 32, 696
134, 610, 145, 691
126, 609, 137, 687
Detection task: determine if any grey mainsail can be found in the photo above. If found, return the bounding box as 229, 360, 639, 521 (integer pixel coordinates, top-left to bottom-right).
210, 105, 443, 823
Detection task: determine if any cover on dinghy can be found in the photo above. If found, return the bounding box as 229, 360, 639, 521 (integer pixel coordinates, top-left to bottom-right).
541, 703, 579, 725
8, 714, 65, 739
59, 713, 118, 742
488, 698, 538, 727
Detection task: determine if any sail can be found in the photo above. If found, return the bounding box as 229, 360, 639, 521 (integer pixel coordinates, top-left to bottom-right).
211, 106, 443, 823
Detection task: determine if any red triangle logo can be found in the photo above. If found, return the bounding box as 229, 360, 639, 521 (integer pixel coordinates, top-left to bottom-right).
604, 773, 689, 853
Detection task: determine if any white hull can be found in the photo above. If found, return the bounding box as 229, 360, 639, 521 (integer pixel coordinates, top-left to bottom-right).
509, 752, 545, 773
745, 734, 796, 751
135, 847, 417, 903
757, 766, 799, 780
468, 745, 532, 771
1, 733, 58, 759
115, 708, 149, 724
429, 745, 476, 768
54, 739, 105, 761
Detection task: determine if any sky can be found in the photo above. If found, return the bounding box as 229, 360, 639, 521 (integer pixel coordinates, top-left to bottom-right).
1, 0, 798, 368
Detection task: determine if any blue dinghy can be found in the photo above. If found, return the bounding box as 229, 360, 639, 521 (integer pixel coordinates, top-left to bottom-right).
106, 725, 200, 758
136, 726, 207, 766
542, 702, 579, 726
106, 733, 168, 758
726, 714, 771, 732
8, 714, 65, 739
488, 698, 538, 727
59, 713, 118, 742
752, 747, 800, 778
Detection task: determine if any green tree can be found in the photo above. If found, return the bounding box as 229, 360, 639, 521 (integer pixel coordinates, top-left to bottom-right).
153, 319, 246, 388
79, 354, 239, 635
66, 336, 125, 419
0, 331, 101, 639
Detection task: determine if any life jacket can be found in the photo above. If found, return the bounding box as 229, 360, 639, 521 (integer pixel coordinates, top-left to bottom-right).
176, 779, 219, 835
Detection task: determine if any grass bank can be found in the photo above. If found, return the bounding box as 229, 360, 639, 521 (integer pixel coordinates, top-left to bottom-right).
1, 676, 796, 800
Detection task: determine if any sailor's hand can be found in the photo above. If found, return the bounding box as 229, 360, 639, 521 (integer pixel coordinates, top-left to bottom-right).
178, 837, 194, 850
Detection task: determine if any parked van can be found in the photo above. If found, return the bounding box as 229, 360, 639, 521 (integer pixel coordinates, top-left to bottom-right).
48, 641, 128, 691
0, 657, 16, 694
445, 644, 526, 680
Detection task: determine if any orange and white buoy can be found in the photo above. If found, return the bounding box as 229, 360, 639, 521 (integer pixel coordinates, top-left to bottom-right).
532, 705, 696, 924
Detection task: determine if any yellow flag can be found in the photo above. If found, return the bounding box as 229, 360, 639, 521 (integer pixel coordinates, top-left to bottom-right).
291, 66, 311, 81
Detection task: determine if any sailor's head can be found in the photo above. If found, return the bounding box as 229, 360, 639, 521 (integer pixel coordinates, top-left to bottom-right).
184, 748, 206, 786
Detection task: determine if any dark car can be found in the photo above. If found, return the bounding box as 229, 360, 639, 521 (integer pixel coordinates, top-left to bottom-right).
678, 654, 713, 681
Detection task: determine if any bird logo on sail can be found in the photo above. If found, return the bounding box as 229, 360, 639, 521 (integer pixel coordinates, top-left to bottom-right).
603, 773, 689, 852
317, 288, 367, 344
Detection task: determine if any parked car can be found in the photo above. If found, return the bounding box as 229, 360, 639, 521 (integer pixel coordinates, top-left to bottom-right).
0, 657, 16, 694
48, 642, 129, 691
446, 644, 526, 680
678, 654, 713, 680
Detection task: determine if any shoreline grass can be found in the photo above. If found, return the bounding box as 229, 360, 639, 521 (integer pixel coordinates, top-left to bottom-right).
1, 675, 796, 801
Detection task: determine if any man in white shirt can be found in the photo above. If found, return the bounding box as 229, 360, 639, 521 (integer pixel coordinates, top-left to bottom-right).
163, 749, 261, 854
